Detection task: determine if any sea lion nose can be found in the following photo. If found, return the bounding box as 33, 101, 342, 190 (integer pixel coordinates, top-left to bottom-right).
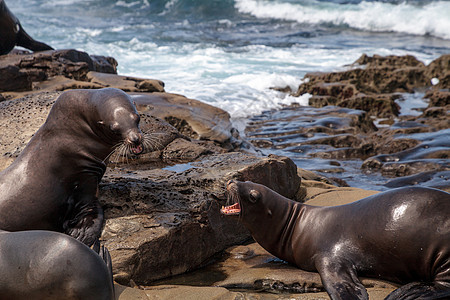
128, 131, 142, 145
227, 180, 236, 187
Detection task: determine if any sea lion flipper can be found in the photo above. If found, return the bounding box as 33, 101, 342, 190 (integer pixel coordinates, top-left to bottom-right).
65, 177, 104, 247
316, 257, 368, 300
16, 25, 54, 52
66, 202, 104, 247
100, 245, 116, 300
385, 282, 450, 300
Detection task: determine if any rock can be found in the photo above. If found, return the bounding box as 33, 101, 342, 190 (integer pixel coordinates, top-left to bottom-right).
424, 89, 450, 107
162, 138, 212, 162
336, 93, 401, 118
131, 92, 236, 145
115, 284, 393, 300
293, 54, 449, 119
87, 72, 165, 93
425, 54, 450, 89
353, 54, 425, 69
0, 48, 163, 100
245, 105, 378, 161
252, 55, 449, 187
0, 91, 60, 170
361, 129, 450, 176
99, 152, 301, 285
0, 65, 31, 91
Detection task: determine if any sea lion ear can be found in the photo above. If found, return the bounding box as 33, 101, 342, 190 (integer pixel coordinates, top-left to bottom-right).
249, 189, 260, 203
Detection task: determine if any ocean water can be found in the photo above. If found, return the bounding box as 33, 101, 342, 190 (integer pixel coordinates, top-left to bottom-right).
8, 0, 450, 121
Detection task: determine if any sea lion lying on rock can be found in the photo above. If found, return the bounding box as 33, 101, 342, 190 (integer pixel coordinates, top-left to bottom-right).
222, 180, 450, 300
0, 230, 114, 300
0, 88, 151, 246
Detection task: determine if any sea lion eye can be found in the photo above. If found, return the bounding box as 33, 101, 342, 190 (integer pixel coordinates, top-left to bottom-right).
109, 122, 120, 133
249, 190, 260, 203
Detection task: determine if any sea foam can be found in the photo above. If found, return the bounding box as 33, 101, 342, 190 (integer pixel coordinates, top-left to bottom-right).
235, 0, 450, 40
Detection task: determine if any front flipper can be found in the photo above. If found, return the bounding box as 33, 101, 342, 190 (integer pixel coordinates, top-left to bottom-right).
385, 282, 450, 300
316, 257, 369, 300
16, 24, 54, 52
64, 176, 104, 247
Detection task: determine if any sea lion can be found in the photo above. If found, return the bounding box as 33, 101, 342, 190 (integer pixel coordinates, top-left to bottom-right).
0, 230, 114, 300
221, 180, 450, 300
0, 0, 53, 55
0, 88, 145, 246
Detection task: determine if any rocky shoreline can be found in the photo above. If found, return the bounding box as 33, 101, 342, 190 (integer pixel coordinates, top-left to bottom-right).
1, 49, 449, 299
253, 54, 449, 191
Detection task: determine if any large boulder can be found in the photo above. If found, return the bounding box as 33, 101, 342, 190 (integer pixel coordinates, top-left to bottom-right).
100, 152, 300, 285
131, 92, 241, 147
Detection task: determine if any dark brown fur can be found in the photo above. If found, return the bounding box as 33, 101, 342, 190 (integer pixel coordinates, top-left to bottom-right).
223, 180, 450, 300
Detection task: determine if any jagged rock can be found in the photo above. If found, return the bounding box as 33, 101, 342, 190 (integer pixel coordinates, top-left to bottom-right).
352, 54, 425, 69
424, 89, 450, 107
293, 54, 449, 119
99, 153, 301, 285
425, 54, 450, 89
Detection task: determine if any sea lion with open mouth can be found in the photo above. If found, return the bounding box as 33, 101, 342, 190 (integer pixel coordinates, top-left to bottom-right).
222, 180, 450, 300
0, 88, 147, 246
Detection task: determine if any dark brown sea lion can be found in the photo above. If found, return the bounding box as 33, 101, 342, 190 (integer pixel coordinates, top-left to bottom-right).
0, 230, 114, 300
222, 180, 450, 300
0, 88, 145, 246
0, 0, 53, 55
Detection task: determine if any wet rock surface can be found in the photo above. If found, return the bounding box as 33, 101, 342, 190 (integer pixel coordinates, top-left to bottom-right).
254, 54, 450, 191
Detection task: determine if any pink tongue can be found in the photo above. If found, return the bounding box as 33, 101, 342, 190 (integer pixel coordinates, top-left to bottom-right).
132, 145, 143, 154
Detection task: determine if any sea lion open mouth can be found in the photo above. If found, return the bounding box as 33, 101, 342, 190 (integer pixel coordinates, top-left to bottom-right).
221, 202, 241, 215
131, 144, 143, 155
221, 180, 241, 215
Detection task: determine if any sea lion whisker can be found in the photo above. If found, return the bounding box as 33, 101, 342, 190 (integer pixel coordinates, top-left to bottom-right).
103, 142, 124, 163
121, 143, 130, 165
142, 135, 165, 151
143, 129, 167, 135
143, 132, 166, 142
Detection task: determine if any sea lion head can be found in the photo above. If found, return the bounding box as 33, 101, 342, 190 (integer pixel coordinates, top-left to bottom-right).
221, 180, 274, 222
92, 88, 144, 155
